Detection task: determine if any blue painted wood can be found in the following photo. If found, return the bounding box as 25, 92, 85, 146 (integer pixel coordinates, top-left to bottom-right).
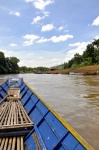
21, 83, 87, 150
34, 126, 46, 149
25, 133, 37, 150
0, 89, 6, 98
62, 133, 79, 150
21, 86, 28, 98
74, 144, 86, 150
20, 83, 26, 92
0, 95, 2, 101
19, 84, 83, 150
21, 93, 30, 105
38, 119, 58, 149
45, 112, 68, 138
52, 132, 69, 149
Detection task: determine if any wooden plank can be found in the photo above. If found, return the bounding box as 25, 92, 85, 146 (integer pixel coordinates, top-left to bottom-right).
17, 101, 24, 124
0, 103, 9, 125
11, 102, 14, 125
18, 101, 32, 123
7, 102, 12, 125
0, 138, 5, 150
0, 103, 7, 118
12, 137, 16, 150
3, 103, 10, 125
17, 137, 21, 150
14, 101, 16, 125
7, 137, 12, 150
18, 101, 28, 123
3, 137, 8, 150
0, 102, 7, 111
21, 136, 24, 150
0, 95, 8, 105
0, 123, 33, 130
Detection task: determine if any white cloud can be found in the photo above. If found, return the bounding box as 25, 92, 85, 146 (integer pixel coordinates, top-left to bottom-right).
64, 42, 89, 62
58, 26, 64, 31
95, 35, 99, 39
31, 11, 49, 24
36, 37, 49, 43
50, 34, 73, 43
69, 42, 81, 47
33, 0, 54, 10
92, 16, 99, 26
24, 0, 54, 10
42, 11, 49, 16
51, 58, 58, 62
9, 43, 17, 47
39, 56, 43, 59
9, 11, 20, 17
23, 34, 39, 46
36, 34, 73, 43
31, 16, 45, 24
58, 25, 68, 32
41, 24, 55, 31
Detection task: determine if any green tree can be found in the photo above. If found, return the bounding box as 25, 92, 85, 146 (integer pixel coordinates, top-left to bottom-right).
0, 52, 7, 73
0, 51, 20, 74
82, 44, 95, 64
73, 53, 82, 65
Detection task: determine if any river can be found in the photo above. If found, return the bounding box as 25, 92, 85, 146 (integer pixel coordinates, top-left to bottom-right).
0, 74, 99, 149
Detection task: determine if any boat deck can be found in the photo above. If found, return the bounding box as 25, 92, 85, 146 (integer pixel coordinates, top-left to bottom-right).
0, 99, 33, 130
0, 136, 24, 150
0, 88, 33, 150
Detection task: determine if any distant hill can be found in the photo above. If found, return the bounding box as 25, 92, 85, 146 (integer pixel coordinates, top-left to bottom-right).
50, 64, 64, 70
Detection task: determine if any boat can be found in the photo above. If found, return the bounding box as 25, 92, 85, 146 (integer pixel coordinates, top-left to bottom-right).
69, 72, 83, 75
0, 78, 93, 150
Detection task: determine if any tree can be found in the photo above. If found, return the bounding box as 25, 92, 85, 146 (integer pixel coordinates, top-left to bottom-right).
0, 52, 5, 64
92, 39, 99, 48
0, 52, 6, 73
68, 58, 74, 68
10, 57, 20, 64
0, 51, 20, 74
73, 53, 82, 65
82, 44, 95, 64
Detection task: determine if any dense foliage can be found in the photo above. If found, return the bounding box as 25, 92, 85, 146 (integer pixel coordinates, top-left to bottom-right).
19, 66, 49, 73
63, 39, 99, 69
0, 52, 20, 74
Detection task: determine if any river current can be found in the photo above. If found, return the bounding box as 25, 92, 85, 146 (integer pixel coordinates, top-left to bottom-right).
0, 74, 99, 149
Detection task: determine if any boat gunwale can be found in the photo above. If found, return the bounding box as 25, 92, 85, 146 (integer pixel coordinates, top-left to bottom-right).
24, 80, 94, 150
0, 80, 7, 86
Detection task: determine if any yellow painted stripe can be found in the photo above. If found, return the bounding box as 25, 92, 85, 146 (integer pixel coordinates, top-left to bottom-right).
24, 81, 94, 150
0, 79, 7, 86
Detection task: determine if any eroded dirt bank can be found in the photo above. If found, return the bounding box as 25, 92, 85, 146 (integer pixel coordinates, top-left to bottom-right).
48, 65, 99, 75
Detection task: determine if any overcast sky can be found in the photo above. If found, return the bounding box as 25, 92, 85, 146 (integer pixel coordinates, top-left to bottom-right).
0, 0, 99, 67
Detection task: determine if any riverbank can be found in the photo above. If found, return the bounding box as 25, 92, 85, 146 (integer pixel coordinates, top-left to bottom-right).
48, 65, 99, 75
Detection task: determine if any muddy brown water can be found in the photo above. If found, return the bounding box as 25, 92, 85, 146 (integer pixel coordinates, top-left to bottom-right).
0, 74, 99, 149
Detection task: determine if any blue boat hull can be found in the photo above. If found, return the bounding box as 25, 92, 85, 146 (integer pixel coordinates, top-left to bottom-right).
0, 78, 93, 150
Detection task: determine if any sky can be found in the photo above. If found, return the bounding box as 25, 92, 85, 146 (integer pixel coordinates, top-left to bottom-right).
0, 0, 99, 67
